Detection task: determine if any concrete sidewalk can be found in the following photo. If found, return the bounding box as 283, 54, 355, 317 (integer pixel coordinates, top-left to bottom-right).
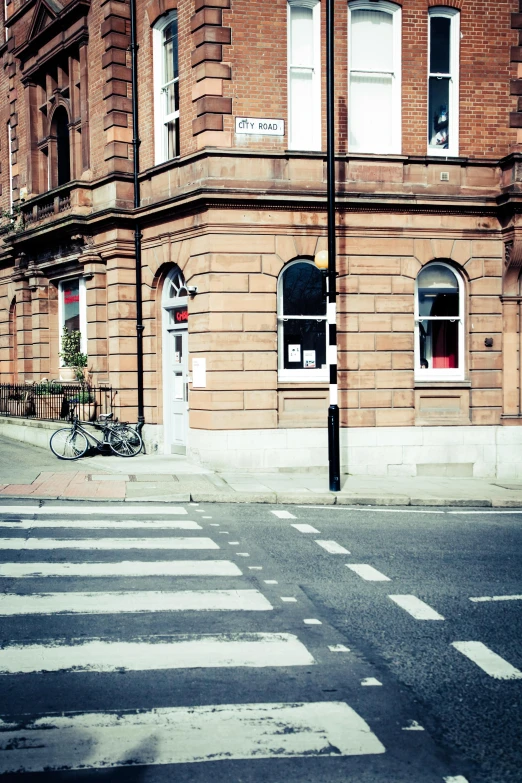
1, 434, 522, 506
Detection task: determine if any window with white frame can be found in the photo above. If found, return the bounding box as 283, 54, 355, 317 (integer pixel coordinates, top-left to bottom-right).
153, 11, 180, 165
58, 278, 87, 359
348, 0, 401, 154
277, 259, 328, 381
428, 7, 459, 156
414, 262, 464, 380
287, 0, 321, 151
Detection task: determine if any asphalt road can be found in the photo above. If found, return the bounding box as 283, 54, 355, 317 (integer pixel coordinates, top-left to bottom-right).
0, 499, 520, 782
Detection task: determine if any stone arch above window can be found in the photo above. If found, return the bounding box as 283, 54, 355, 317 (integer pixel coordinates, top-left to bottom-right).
146, 0, 178, 28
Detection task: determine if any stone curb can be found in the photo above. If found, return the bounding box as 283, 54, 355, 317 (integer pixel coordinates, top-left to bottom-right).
0, 491, 520, 508
190, 491, 277, 504
337, 495, 411, 506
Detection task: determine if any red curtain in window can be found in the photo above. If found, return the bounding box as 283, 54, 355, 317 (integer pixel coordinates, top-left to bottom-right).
431, 295, 458, 368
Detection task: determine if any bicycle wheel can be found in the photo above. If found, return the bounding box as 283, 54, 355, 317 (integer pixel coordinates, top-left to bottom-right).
50, 427, 89, 460
108, 425, 143, 457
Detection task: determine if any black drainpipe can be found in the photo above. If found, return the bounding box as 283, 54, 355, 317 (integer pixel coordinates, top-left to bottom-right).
129, 0, 144, 435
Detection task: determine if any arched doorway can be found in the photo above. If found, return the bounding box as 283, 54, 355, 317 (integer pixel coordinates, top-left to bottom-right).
162, 266, 189, 453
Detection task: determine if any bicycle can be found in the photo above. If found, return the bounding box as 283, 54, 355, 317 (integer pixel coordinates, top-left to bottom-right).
49, 412, 143, 460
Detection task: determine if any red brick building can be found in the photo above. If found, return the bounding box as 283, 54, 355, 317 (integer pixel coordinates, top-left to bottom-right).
1, 0, 522, 478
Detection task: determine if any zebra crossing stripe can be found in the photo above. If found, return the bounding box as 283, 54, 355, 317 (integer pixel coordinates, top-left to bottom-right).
0, 505, 188, 516
0, 560, 243, 579
0, 589, 273, 616
0, 701, 385, 772
452, 642, 522, 680
0, 519, 201, 530
0, 537, 219, 550
0, 632, 315, 674
315, 540, 350, 555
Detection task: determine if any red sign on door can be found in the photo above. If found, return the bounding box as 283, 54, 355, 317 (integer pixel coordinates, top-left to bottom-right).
173, 306, 188, 323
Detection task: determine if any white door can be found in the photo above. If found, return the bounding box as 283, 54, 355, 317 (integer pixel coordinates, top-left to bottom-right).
165, 326, 188, 453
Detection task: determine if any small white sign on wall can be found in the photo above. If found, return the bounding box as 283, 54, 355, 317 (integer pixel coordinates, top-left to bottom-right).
235, 117, 285, 136
192, 358, 207, 388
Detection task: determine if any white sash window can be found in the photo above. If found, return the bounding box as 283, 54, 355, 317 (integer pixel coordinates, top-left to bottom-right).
348, 1, 401, 154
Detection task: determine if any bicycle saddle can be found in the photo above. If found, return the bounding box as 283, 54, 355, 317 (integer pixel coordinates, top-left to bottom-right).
99, 413, 113, 420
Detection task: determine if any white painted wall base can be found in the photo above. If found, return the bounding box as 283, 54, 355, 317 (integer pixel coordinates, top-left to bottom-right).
187, 425, 522, 479
0, 417, 60, 450
3, 417, 522, 479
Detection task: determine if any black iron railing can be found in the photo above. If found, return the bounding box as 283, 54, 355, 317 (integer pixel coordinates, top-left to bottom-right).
0, 383, 115, 423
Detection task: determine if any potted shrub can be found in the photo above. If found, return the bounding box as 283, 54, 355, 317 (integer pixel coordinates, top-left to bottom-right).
59, 328, 88, 382
69, 388, 96, 421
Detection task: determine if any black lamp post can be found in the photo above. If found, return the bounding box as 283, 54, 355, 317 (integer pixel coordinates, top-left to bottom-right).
314, 0, 340, 492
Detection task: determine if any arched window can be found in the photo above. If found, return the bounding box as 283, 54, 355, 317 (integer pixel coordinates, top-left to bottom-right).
54, 106, 71, 186
162, 266, 188, 310
415, 261, 464, 379
348, 1, 401, 154
153, 10, 180, 165
277, 259, 327, 381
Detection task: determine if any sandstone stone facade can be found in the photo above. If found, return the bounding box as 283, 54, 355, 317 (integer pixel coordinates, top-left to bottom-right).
1, 0, 522, 476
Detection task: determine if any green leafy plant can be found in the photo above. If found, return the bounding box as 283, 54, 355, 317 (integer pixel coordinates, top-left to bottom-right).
1, 204, 24, 234
33, 381, 63, 396
70, 390, 94, 404
59, 328, 88, 381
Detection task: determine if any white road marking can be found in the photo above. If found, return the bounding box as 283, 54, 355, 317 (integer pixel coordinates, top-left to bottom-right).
329, 645, 350, 652
388, 595, 445, 621
209, 523, 219, 526
228, 541, 240, 545
196, 510, 205, 513
264, 580, 278, 585
0, 589, 273, 616
345, 564, 391, 582
203, 516, 212, 519
0, 701, 385, 773
0, 505, 188, 516
281, 597, 297, 603
315, 540, 350, 555
0, 519, 201, 530
292, 523, 320, 533
402, 721, 424, 731
298, 506, 444, 514
361, 678, 382, 686
451, 641, 522, 679
0, 560, 243, 579
469, 595, 522, 603
218, 531, 230, 534
0, 537, 219, 551
449, 511, 522, 515
271, 510, 297, 519
236, 552, 250, 557
0, 632, 315, 674
444, 777, 470, 783
304, 619, 322, 625
248, 566, 263, 570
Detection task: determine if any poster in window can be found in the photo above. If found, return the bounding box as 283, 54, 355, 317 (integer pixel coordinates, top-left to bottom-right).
303, 350, 316, 369
288, 344, 301, 363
